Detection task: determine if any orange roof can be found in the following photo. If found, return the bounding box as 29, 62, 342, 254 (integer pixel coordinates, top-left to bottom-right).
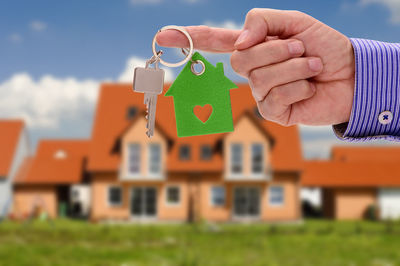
332, 146, 400, 162
88, 83, 303, 173
302, 160, 400, 187
0, 120, 24, 178
15, 139, 89, 185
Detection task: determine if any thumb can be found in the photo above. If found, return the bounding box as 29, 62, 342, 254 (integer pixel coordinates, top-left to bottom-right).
234, 8, 315, 50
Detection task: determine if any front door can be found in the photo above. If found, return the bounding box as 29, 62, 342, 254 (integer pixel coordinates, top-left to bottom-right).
233, 187, 261, 219
130, 187, 157, 219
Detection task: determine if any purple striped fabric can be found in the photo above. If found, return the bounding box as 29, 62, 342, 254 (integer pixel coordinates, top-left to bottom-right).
334, 38, 400, 141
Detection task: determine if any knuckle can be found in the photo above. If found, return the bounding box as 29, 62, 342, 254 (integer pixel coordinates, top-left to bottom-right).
247, 8, 261, 18
257, 106, 270, 121
268, 87, 284, 104
249, 69, 263, 88
287, 10, 305, 18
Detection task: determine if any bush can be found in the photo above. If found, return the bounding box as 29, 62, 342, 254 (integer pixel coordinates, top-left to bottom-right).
364, 204, 379, 221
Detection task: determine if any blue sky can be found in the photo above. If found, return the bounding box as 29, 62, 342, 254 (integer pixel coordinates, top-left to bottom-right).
1, 0, 400, 157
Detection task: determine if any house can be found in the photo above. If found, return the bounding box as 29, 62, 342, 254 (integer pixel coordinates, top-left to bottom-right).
12, 140, 90, 219
302, 147, 400, 220
0, 120, 30, 218
165, 52, 237, 137
87, 83, 303, 223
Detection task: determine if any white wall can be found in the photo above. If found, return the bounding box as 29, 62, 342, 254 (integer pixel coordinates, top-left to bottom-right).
300, 188, 321, 207
378, 188, 400, 220
0, 128, 30, 217
70, 185, 91, 216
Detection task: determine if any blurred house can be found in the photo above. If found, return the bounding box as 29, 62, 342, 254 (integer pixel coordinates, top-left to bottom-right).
0, 120, 30, 218
303, 147, 400, 220
87, 83, 303, 222
12, 140, 90, 219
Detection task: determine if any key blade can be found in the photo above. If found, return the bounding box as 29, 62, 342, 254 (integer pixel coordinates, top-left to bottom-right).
146, 95, 158, 138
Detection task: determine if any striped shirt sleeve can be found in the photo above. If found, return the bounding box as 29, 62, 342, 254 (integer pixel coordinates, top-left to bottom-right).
333, 38, 400, 141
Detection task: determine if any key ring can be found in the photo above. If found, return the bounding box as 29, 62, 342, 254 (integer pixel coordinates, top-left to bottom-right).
182, 47, 205, 76
152, 25, 194, 68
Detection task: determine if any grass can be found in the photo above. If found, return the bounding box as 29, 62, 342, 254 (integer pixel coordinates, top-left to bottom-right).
0, 219, 400, 266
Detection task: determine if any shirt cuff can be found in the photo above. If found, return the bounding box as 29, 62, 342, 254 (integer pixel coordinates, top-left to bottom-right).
334, 38, 400, 142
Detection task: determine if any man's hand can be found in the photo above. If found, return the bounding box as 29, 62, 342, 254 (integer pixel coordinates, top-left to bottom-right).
157, 8, 355, 126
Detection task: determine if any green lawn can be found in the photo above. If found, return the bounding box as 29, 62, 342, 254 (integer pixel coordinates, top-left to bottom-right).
0, 219, 400, 266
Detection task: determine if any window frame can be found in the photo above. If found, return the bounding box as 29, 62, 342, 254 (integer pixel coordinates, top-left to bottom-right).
230, 143, 243, 176
165, 186, 181, 206
107, 186, 123, 207
268, 186, 284, 207
127, 143, 141, 177
210, 186, 226, 207
179, 145, 191, 161
148, 143, 162, 177
250, 143, 264, 176
200, 145, 212, 161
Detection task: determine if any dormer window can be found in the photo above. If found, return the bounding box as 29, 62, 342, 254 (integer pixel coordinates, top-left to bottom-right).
200, 145, 212, 160
126, 106, 138, 120
54, 149, 67, 160
230, 143, 243, 174
251, 143, 264, 174
128, 143, 140, 175
179, 145, 191, 161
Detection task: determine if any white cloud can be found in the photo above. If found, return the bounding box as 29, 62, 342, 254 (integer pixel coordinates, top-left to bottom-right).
0, 73, 99, 129
0, 55, 174, 131
129, 0, 162, 5
9, 33, 22, 43
360, 0, 400, 23
30, 20, 47, 32
203, 20, 243, 30
118, 56, 174, 83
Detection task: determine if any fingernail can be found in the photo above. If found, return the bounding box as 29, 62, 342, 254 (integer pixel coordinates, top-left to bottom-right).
308, 58, 323, 72
288, 41, 304, 55
235, 30, 249, 46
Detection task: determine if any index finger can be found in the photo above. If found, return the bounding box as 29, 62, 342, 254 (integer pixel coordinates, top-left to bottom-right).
156, 25, 242, 53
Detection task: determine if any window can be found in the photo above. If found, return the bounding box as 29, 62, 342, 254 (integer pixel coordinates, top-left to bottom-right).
230, 143, 243, 174
166, 186, 180, 205
126, 106, 138, 120
179, 145, 191, 160
108, 186, 122, 206
210, 186, 225, 206
148, 143, 161, 175
200, 145, 212, 160
54, 149, 67, 159
269, 186, 284, 206
128, 143, 140, 175
251, 144, 264, 174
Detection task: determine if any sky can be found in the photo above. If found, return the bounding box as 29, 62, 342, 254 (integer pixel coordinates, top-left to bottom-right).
1, 0, 400, 158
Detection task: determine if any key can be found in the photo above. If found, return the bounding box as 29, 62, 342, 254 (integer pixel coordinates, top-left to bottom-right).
133, 56, 164, 137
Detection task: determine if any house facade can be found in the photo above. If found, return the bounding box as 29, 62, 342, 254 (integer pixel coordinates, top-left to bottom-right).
12, 140, 90, 219
0, 120, 30, 217
87, 83, 303, 222
302, 147, 400, 220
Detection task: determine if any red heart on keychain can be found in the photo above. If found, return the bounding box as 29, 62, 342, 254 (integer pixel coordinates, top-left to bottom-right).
193, 104, 213, 123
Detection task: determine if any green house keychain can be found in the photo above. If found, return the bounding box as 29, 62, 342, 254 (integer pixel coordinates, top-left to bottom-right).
165, 52, 237, 137
132, 25, 237, 138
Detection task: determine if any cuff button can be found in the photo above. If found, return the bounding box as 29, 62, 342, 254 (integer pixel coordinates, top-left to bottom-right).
378, 111, 393, 125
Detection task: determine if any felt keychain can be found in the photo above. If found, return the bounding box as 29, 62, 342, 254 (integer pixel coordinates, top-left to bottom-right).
133, 25, 237, 138
165, 52, 237, 137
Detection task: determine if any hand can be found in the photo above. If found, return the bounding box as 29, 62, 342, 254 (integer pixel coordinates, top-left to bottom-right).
157, 8, 355, 126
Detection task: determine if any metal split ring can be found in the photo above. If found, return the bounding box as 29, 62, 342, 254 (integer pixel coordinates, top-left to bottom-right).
190, 60, 205, 76
152, 25, 194, 68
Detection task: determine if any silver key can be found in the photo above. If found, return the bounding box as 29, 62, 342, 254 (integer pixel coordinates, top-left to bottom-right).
133, 57, 164, 137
